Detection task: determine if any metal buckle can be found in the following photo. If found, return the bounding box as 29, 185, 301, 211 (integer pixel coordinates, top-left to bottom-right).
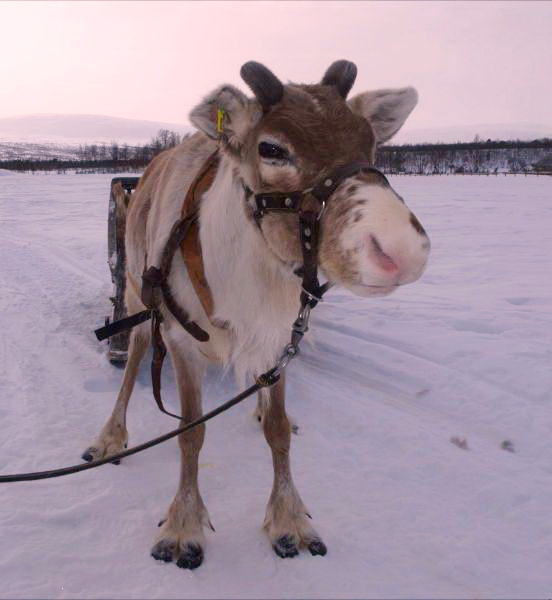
301, 287, 324, 303
316, 200, 327, 221
294, 303, 311, 331
271, 343, 300, 379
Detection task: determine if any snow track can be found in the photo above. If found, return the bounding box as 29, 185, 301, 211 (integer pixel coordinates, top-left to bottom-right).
1, 173, 551, 598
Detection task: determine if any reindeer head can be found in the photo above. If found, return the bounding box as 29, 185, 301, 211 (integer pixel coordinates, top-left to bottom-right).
190, 61, 429, 297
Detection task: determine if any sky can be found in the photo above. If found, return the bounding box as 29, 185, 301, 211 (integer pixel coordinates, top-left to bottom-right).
0, 1, 551, 132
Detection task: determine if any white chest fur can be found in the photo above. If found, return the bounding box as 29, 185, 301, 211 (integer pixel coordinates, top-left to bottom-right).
199, 158, 302, 378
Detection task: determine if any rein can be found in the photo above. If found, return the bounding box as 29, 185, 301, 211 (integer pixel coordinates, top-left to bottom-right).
0, 290, 315, 483
0, 153, 389, 483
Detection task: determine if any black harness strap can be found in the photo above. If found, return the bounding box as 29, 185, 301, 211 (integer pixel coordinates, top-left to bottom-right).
95, 158, 388, 423
298, 210, 325, 305
95, 309, 152, 342
252, 161, 387, 309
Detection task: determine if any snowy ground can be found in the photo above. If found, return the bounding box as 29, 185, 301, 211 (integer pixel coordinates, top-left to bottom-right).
0, 171, 551, 599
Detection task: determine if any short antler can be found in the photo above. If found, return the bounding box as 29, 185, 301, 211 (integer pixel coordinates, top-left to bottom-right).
321, 60, 357, 99
240, 61, 284, 110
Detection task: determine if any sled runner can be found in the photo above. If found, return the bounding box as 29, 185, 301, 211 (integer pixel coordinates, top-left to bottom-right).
105, 177, 140, 365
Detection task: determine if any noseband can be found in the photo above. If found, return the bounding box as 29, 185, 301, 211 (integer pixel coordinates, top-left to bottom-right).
247, 161, 390, 307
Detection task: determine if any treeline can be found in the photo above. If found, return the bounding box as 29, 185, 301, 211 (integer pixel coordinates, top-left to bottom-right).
76, 129, 185, 163
2, 131, 551, 175
375, 138, 552, 175
0, 129, 188, 173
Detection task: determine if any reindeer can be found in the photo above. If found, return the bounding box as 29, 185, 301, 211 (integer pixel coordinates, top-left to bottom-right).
83, 60, 430, 569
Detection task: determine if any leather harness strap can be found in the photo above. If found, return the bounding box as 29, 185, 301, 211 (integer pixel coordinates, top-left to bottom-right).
95, 151, 221, 420
144, 150, 220, 418
179, 150, 219, 320
95, 153, 389, 422
253, 160, 388, 306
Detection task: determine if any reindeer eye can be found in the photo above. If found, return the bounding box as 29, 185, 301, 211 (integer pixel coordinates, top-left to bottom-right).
258, 141, 288, 161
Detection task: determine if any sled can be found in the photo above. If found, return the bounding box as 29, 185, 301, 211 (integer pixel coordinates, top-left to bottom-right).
104, 177, 140, 365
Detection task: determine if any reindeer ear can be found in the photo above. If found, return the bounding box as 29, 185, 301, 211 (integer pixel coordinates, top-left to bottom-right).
189, 84, 262, 145
348, 87, 418, 143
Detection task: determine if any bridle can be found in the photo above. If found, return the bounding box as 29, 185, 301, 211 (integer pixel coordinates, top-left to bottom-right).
247, 159, 391, 308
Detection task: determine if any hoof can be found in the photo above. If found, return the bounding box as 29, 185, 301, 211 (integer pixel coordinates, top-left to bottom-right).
176, 543, 203, 569
151, 540, 176, 563
273, 535, 299, 558
308, 539, 327, 556
81, 448, 96, 462
81, 443, 126, 465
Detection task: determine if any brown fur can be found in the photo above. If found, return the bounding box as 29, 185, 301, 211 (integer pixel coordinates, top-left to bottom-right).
248, 85, 376, 191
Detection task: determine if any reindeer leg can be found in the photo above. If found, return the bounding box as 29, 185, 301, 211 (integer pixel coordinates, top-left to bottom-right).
151, 335, 211, 570
82, 318, 149, 463
262, 373, 327, 558
255, 388, 299, 434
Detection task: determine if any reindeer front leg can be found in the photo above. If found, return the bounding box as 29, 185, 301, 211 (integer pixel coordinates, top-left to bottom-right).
262, 374, 327, 558
151, 333, 212, 569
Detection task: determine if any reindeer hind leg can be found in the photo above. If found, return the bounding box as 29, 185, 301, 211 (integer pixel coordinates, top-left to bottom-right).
82, 304, 149, 463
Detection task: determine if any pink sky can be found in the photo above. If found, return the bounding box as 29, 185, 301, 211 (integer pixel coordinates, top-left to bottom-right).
1, 1, 551, 130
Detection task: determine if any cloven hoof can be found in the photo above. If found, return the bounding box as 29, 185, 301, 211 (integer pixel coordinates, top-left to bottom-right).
176, 543, 204, 569
151, 540, 204, 569
151, 539, 176, 563
273, 535, 299, 558
308, 539, 328, 556
81, 449, 95, 462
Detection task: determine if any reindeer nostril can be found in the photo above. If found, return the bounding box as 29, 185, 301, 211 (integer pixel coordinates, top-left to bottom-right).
410, 212, 427, 236
369, 235, 398, 274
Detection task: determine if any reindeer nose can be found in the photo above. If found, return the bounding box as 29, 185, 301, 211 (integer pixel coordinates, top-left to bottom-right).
369, 235, 399, 274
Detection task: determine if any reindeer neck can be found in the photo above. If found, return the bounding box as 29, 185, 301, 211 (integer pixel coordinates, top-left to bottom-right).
199, 155, 301, 337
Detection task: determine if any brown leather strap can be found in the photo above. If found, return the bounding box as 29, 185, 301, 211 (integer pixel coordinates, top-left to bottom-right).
150, 310, 183, 420
180, 220, 215, 317
142, 224, 210, 343
142, 151, 220, 421
180, 150, 219, 320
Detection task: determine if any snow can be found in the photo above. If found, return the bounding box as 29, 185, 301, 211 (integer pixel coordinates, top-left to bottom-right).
0, 114, 191, 146
1, 172, 551, 599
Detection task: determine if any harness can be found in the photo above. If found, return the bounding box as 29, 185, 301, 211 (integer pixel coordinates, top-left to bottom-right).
95, 151, 389, 419
0, 152, 390, 483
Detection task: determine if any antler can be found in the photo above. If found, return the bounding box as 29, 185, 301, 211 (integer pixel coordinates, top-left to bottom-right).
240, 61, 284, 110
321, 60, 357, 99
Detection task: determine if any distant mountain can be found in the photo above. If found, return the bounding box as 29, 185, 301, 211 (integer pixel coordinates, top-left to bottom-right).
1, 113, 550, 154
0, 114, 191, 146
392, 123, 552, 145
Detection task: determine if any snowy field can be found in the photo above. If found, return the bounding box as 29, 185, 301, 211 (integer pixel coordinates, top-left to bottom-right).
0, 171, 551, 599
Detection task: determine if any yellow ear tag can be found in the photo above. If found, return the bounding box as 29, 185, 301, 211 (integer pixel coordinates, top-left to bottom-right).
216, 109, 225, 133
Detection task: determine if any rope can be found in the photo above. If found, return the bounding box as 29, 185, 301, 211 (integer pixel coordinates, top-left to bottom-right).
0, 379, 269, 483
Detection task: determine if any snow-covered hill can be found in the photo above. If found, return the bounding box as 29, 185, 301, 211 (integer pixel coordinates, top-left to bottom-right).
1, 113, 550, 148
0, 173, 551, 599
0, 141, 82, 161
0, 114, 191, 146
